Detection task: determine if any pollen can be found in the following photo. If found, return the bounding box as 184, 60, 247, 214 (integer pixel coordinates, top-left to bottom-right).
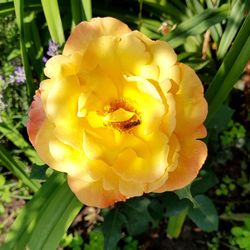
103, 99, 141, 132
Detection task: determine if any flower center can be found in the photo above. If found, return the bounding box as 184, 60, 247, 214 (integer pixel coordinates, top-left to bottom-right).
103, 99, 141, 132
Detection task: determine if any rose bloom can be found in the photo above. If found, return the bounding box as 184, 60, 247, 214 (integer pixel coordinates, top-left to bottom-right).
27, 17, 207, 208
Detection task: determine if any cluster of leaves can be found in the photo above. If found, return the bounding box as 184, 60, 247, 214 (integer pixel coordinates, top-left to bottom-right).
230, 217, 250, 250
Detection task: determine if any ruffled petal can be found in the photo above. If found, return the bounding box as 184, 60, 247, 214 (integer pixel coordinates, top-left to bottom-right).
27, 91, 46, 146
64, 17, 131, 56
156, 138, 207, 192
67, 175, 126, 208
174, 64, 208, 138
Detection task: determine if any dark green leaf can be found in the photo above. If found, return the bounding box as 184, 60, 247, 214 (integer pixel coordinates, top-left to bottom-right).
206, 11, 250, 124
159, 192, 191, 216
207, 104, 234, 132
191, 168, 218, 195
121, 197, 153, 235
102, 208, 126, 250
30, 164, 48, 180
0, 145, 40, 192
163, 4, 229, 48
188, 195, 218, 232
175, 185, 199, 208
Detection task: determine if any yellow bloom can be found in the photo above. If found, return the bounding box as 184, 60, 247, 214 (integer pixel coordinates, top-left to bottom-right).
27, 17, 208, 208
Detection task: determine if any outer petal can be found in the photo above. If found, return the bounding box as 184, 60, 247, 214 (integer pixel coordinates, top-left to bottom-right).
175, 63, 208, 138
67, 175, 126, 208
27, 91, 46, 146
63, 17, 131, 56
156, 138, 207, 192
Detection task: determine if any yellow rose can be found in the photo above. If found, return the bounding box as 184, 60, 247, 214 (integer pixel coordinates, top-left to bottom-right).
27, 17, 208, 208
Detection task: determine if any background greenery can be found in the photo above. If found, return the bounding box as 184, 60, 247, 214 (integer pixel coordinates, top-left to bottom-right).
0, 0, 250, 249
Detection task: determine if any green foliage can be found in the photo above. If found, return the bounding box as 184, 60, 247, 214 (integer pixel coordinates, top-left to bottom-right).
85, 231, 104, 250
215, 175, 236, 196
188, 195, 219, 232
1, 173, 82, 250
230, 217, 250, 250
122, 236, 138, 250
220, 120, 246, 147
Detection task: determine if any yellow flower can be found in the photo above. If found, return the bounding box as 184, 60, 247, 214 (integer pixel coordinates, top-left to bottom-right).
27, 17, 208, 208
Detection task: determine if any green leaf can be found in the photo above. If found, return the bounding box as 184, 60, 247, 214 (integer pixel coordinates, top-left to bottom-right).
121, 197, 153, 236
191, 168, 218, 195
206, 11, 250, 124
14, 0, 36, 101
163, 4, 229, 48
0, 145, 40, 192
30, 164, 48, 180
81, 0, 92, 21
206, 104, 234, 132
1, 173, 82, 250
217, 0, 247, 59
0, 115, 42, 164
175, 185, 199, 208
0, 2, 42, 16
102, 208, 126, 250
23, 11, 44, 80
167, 207, 188, 238
71, 0, 83, 29
41, 0, 65, 45
144, 0, 189, 22
188, 195, 218, 232
157, 192, 190, 216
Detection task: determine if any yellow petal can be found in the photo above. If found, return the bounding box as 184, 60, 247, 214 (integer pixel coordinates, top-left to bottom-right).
104, 108, 135, 123
117, 32, 150, 74
150, 40, 177, 82
119, 179, 145, 197
156, 139, 207, 192
174, 63, 208, 138
67, 175, 126, 208
63, 17, 131, 56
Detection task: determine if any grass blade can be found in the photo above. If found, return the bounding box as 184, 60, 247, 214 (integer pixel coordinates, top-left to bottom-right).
71, 0, 82, 29
81, 0, 92, 21
206, 12, 250, 124
41, 0, 65, 45
144, 0, 189, 22
1, 173, 82, 250
162, 4, 229, 48
217, 0, 247, 59
0, 115, 42, 164
14, 0, 36, 101
24, 11, 44, 81
0, 2, 42, 16
0, 145, 40, 192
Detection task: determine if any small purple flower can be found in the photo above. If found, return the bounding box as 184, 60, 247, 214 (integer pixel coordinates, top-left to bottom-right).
42, 56, 48, 63
14, 66, 26, 84
47, 40, 60, 57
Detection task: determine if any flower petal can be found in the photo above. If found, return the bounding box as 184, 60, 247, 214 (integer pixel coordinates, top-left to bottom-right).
67, 175, 126, 208
175, 64, 208, 138
27, 91, 46, 146
64, 17, 131, 56
156, 138, 207, 192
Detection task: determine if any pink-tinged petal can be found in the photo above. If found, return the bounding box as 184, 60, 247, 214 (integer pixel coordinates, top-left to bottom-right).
156, 138, 207, 192
63, 17, 131, 56
27, 91, 46, 146
67, 175, 126, 208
